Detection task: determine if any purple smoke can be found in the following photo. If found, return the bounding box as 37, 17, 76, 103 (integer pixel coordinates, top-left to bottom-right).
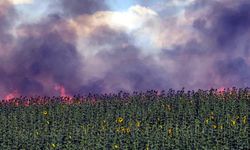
0, 0, 249, 99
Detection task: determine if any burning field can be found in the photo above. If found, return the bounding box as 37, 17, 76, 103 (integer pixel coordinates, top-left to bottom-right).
1, 0, 250, 98
0, 0, 250, 149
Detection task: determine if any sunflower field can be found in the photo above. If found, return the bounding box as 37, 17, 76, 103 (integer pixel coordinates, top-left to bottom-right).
0, 88, 249, 149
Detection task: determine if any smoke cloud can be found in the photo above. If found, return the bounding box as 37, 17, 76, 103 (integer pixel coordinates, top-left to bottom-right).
0, 0, 249, 98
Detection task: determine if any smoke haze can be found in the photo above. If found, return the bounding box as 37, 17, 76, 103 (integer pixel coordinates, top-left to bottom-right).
0, 0, 249, 98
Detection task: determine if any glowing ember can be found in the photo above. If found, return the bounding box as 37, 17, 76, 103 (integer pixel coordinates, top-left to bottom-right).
14, 102, 19, 107
216, 87, 236, 96
217, 87, 225, 93
24, 100, 30, 107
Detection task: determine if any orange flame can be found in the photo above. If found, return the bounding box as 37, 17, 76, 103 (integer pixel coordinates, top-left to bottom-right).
4, 91, 19, 102
54, 84, 68, 97
54, 84, 73, 104
216, 87, 235, 96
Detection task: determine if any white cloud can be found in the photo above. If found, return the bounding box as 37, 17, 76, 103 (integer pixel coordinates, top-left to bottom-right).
10, 0, 33, 5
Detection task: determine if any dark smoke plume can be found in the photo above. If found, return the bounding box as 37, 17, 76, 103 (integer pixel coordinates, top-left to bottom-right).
0, 0, 250, 99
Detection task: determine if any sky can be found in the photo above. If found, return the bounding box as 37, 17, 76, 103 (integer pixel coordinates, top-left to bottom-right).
0, 0, 250, 98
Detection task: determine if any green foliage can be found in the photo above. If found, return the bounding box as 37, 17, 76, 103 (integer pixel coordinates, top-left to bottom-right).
0, 89, 249, 149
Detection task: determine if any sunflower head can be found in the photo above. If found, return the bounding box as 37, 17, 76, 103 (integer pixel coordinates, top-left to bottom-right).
42, 111, 48, 116
116, 117, 124, 124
